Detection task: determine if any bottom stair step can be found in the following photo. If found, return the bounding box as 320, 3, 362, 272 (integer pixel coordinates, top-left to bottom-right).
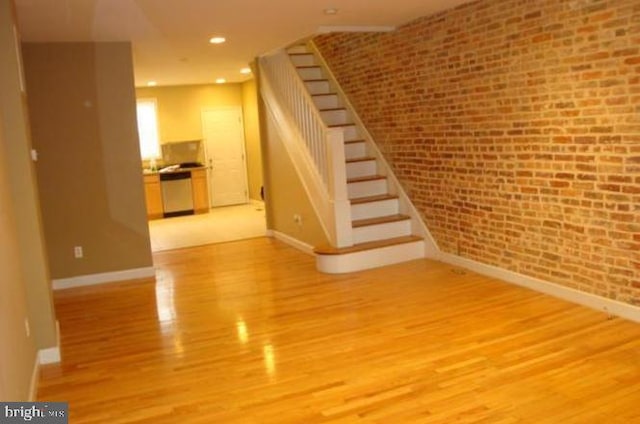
315, 235, 422, 255
315, 236, 425, 274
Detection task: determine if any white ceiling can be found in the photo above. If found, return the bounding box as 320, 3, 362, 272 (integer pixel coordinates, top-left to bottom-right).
15, 0, 473, 87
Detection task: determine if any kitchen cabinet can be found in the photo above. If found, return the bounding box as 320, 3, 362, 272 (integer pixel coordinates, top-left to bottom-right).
191, 169, 209, 214
143, 168, 209, 220
143, 174, 163, 220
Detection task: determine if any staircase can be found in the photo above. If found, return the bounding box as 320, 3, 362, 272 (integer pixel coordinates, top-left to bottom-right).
286, 44, 430, 273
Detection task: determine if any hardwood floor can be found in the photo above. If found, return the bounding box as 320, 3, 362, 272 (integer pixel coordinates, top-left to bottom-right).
38, 237, 640, 423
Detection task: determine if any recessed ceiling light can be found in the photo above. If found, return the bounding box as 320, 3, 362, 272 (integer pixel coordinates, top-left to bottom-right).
147, 81, 157, 87
324, 7, 338, 15
215, 78, 227, 84
209, 36, 226, 44
240, 67, 251, 75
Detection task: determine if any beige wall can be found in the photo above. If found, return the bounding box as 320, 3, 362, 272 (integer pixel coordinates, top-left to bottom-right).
260, 96, 329, 248
136, 84, 244, 143
242, 79, 263, 200
0, 0, 48, 399
0, 109, 37, 401
22, 42, 153, 279
136, 82, 264, 201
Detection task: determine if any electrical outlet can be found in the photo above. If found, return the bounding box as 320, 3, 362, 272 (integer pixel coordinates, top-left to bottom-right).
24, 318, 30, 338
74, 245, 83, 259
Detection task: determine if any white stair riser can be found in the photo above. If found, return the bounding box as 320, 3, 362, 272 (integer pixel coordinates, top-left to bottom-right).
345, 142, 366, 160
353, 220, 411, 244
316, 240, 425, 274
346, 160, 377, 179
305, 80, 331, 95
348, 179, 387, 198
297, 67, 324, 80
287, 46, 309, 54
343, 125, 359, 141
289, 54, 315, 67
313, 95, 341, 110
321, 109, 351, 126
351, 199, 399, 221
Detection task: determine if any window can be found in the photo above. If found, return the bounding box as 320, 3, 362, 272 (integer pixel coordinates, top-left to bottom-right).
136, 98, 161, 159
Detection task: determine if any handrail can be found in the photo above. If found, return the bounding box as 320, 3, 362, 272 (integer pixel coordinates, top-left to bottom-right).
260, 50, 331, 188
259, 48, 352, 247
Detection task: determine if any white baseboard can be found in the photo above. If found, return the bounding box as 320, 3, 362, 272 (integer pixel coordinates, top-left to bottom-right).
52, 266, 156, 290
38, 320, 61, 364
29, 353, 40, 401
38, 346, 61, 365
439, 252, 640, 324
267, 230, 315, 255
30, 321, 61, 400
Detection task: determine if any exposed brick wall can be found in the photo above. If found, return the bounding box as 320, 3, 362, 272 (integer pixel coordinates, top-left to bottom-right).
314, 0, 640, 304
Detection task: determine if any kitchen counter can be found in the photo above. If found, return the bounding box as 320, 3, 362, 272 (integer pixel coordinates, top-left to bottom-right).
143, 165, 207, 175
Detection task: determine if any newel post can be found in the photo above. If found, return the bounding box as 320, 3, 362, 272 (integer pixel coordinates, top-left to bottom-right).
326, 128, 353, 248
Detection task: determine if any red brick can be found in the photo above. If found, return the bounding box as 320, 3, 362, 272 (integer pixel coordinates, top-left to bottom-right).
314, 0, 639, 305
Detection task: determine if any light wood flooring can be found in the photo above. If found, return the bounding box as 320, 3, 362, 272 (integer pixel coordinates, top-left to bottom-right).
38, 237, 640, 423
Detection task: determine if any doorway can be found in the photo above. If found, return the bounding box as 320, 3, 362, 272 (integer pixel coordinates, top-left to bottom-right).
201, 107, 249, 207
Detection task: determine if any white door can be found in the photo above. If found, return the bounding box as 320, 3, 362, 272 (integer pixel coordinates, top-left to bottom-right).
201, 107, 249, 207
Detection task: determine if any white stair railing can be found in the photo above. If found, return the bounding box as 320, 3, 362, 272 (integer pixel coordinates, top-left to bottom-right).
259, 49, 352, 247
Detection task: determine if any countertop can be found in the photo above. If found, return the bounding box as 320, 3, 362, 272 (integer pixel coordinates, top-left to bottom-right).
143, 166, 207, 176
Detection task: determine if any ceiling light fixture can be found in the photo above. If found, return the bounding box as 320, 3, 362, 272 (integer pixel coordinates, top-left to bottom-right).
240, 67, 251, 75
209, 36, 226, 44
324, 8, 338, 15
147, 81, 157, 87
215, 78, 227, 84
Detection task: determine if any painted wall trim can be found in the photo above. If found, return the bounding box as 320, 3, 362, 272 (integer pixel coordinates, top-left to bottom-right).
38, 320, 61, 365
439, 252, 640, 324
317, 25, 396, 33
52, 266, 156, 290
29, 354, 40, 401
38, 346, 61, 365
31, 324, 61, 399
267, 230, 315, 256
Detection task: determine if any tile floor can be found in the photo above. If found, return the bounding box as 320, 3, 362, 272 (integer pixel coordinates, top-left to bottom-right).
148, 200, 267, 252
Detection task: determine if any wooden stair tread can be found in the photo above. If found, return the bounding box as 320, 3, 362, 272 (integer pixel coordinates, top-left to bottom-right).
312, 93, 338, 97
346, 156, 376, 163
289, 52, 313, 56
347, 175, 386, 183
345, 139, 365, 144
350, 194, 398, 205
314, 235, 423, 255
319, 107, 347, 112
328, 123, 355, 128
352, 214, 410, 228
296, 65, 321, 69
303, 78, 329, 82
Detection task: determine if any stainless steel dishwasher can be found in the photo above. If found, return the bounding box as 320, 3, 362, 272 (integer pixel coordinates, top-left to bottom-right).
160, 171, 194, 218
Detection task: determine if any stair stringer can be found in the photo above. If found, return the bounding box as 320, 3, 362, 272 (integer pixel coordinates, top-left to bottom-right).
308, 40, 440, 259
